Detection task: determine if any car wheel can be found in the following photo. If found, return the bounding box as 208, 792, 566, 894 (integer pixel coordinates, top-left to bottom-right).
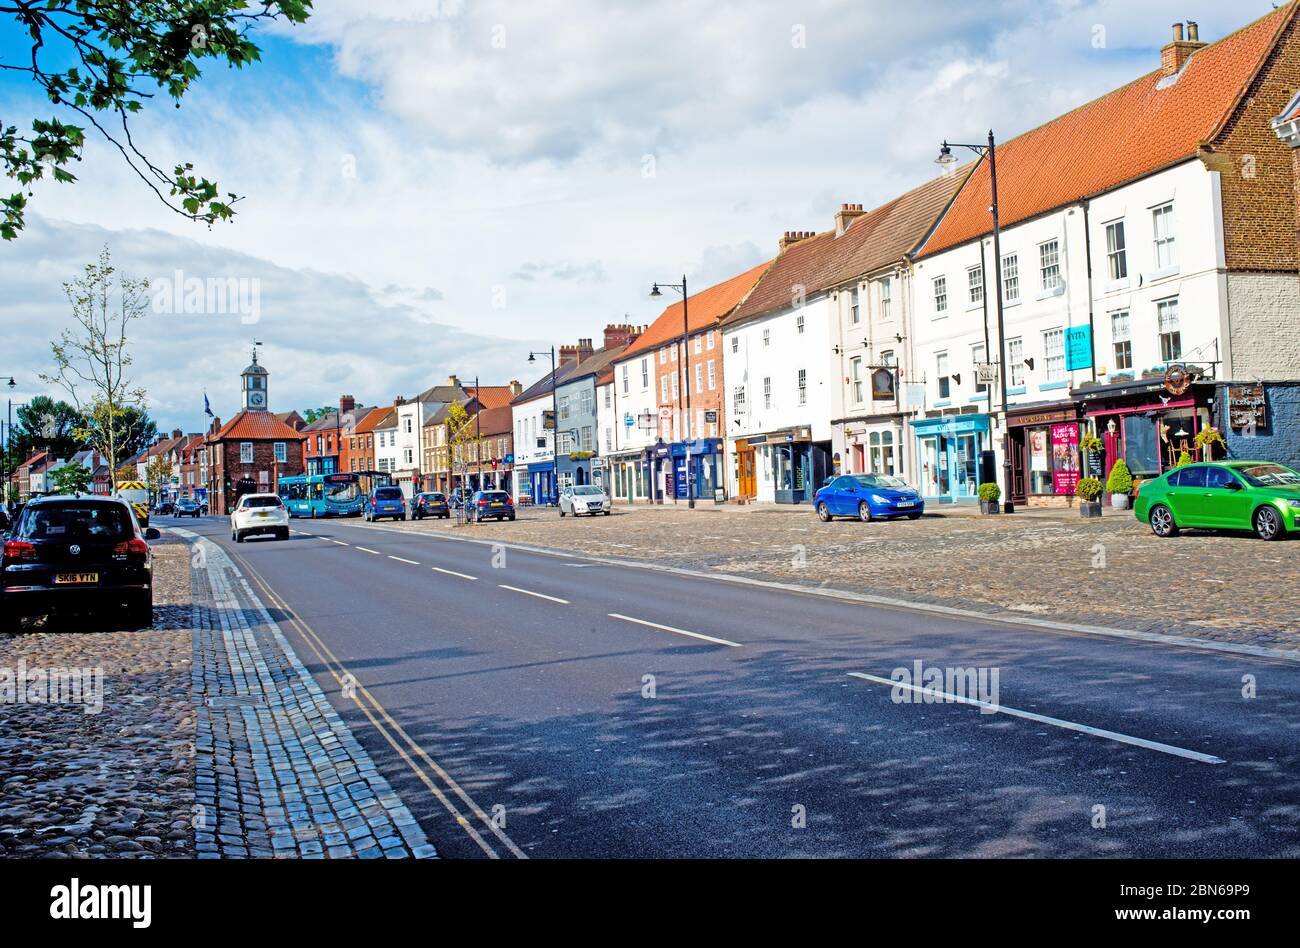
907, 513, 922, 520
603, 510, 610, 516
277, 528, 289, 541
1253, 506, 1285, 541
509, 514, 516, 521
858, 501, 872, 523
1149, 504, 1178, 538
125, 592, 153, 630
230, 530, 237, 542
559, 508, 566, 517
816, 502, 831, 522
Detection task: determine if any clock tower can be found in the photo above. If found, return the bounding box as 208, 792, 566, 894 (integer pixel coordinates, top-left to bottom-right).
240, 347, 269, 412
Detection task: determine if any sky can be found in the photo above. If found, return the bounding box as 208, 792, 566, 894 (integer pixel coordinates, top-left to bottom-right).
0, 0, 1284, 435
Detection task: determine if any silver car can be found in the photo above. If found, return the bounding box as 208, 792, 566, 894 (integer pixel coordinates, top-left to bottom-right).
559, 485, 610, 517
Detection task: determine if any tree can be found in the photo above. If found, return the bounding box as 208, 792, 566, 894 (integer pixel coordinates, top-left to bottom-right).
445, 401, 478, 524
1, 0, 313, 240
112, 405, 158, 460
40, 246, 148, 493
302, 406, 333, 424
52, 462, 91, 495
8, 394, 82, 460
144, 453, 172, 500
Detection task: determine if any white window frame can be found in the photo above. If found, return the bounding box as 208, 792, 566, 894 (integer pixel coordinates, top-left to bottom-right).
1105, 220, 1127, 281
1157, 297, 1181, 362
1002, 254, 1020, 303
240, 442, 253, 464
274, 442, 286, 463
1042, 328, 1065, 383
1153, 203, 1176, 271
1039, 239, 1062, 291
1111, 310, 1132, 371
933, 276, 948, 314
936, 352, 950, 399
967, 266, 984, 305
1007, 338, 1024, 388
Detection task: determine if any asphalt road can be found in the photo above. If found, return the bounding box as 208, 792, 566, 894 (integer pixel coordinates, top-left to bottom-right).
172, 512, 1300, 859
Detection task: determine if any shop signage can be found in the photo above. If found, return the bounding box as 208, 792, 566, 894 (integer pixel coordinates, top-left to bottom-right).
1162, 363, 1195, 396
1051, 424, 1080, 495
704, 410, 718, 424
1065, 325, 1093, 371
624, 413, 634, 428
1227, 385, 1267, 431
975, 363, 998, 385
505, 453, 514, 464
658, 406, 672, 420
1086, 450, 1104, 479
1009, 409, 1076, 427
542, 409, 556, 430
871, 367, 897, 401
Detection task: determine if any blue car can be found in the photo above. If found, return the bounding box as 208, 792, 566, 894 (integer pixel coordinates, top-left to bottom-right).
814, 474, 924, 522
366, 486, 407, 522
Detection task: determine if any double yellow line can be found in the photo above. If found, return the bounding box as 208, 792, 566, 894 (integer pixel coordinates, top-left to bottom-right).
235, 555, 528, 860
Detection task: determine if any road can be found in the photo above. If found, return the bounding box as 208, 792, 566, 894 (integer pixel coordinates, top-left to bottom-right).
174, 513, 1300, 859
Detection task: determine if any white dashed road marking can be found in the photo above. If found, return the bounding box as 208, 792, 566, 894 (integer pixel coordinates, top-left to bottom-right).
498, 584, 569, 604
388, 556, 420, 565
432, 567, 477, 581
607, 613, 742, 648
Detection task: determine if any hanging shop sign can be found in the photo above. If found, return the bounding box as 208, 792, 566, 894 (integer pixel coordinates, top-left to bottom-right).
871, 367, 897, 401
1226, 385, 1267, 431
704, 409, 718, 424
1162, 363, 1195, 396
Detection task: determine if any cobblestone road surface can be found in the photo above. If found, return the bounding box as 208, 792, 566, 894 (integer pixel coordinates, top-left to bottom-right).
394, 504, 1299, 649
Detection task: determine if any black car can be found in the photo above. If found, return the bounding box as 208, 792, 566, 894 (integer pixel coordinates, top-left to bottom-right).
1, 494, 159, 632
412, 491, 450, 520
155, 501, 175, 516
174, 497, 201, 517
465, 489, 516, 522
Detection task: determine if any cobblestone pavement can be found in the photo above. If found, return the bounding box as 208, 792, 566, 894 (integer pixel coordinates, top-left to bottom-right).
0, 537, 195, 859
390, 503, 1299, 650
178, 529, 435, 859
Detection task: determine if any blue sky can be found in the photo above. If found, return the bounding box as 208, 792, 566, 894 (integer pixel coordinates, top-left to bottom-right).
0, 0, 1284, 435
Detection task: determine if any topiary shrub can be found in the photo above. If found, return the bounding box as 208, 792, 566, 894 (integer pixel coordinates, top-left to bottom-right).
1105, 457, 1133, 495
977, 482, 1001, 503
1075, 477, 1103, 502
1176, 449, 1193, 467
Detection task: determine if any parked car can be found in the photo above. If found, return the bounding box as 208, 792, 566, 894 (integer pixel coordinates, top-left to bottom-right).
154, 500, 175, 516
1135, 460, 1299, 541
1, 494, 159, 631
412, 491, 450, 520
814, 473, 924, 522
366, 486, 407, 522
230, 492, 290, 542
559, 484, 610, 517
466, 489, 515, 522
174, 497, 201, 518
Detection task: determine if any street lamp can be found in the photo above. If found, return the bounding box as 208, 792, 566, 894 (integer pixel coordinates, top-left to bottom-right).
937, 131, 1014, 512
527, 347, 561, 510
649, 275, 695, 508
2, 376, 15, 512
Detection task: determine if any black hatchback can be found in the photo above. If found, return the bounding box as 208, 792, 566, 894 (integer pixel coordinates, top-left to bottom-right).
465, 489, 516, 522
1, 495, 159, 632
412, 492, 450, 520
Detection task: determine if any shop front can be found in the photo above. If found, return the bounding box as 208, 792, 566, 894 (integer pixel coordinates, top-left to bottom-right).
1006, 403, 1083, 507
669, 438, 724, 503
1074, 378, 1217, 489
735, 427, 830, 505
526, 461, 557, 506
557, 452, 595, 491
607, 450, 651, 504
910, 413, 990, 504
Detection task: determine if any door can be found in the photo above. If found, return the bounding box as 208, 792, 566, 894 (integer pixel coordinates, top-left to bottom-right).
1009, 429, 1027, 505
737, 447, 756, 498
1198, 465, 1250, 527
1166, 465, 1207, 525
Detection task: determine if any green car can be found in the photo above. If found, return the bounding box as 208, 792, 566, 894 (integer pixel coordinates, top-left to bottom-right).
1134, 461, 1300, 541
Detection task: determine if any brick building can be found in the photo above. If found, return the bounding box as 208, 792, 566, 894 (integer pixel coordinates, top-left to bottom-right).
204, 352, 305, 515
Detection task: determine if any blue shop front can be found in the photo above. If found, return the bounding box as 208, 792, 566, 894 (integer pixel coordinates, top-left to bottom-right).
668, 438, 724, 502
526, 461, 557, 506
910, 413, 991, 503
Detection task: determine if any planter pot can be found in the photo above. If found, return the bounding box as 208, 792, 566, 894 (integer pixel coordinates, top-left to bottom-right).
1110, 493, 1130, 510
1079, 500, 1103, 518
980, 500, 1000, 515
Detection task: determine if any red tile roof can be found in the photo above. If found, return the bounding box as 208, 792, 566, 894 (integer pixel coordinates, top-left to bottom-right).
210, 410, 307, 442
919, 5, 1296, 258
727, 170, 974, 326
620, 261, 772, 360
474, 406, 514, 436
465, 385, 516, 410
353, 406, 391, 434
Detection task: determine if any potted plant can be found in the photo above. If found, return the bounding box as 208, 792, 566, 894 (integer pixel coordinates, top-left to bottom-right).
1176, 449, 1193, 467
1105, 457, 1133, 510
1076, 476, 1103, 518
977, 481, 1001, 515
1194, 426, 1226, 461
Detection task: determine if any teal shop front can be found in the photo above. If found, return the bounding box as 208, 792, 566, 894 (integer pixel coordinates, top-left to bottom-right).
910, 414, 991, 503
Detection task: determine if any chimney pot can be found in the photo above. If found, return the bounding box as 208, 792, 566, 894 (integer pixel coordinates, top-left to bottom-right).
1187, 21, 1198, 42
1172, 22, 1184, 42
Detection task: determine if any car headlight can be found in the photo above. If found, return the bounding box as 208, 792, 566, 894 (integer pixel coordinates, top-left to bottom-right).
871, 494, 889, 504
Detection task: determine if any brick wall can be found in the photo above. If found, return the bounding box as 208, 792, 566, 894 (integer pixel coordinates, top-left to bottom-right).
1225, 272, 1300, 377
208, 438, 305, 515
1211, 9, 1300, 273
1217, 380, 1300, 470
653, 328, 725, 442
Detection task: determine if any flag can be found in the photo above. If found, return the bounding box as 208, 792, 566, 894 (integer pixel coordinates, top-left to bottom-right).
204, 393, 213, 418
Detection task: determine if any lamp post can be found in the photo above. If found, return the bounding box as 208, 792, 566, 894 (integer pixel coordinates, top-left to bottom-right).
2, 376, 15, 512
937, 131, 1014, 512
649, 275, 695, 508
527, 347, 560, 510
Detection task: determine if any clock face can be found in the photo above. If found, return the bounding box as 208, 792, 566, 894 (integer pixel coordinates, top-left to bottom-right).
248, 390, 266, 407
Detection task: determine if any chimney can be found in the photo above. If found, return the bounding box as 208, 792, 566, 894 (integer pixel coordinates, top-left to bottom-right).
779, 230, 815, 253
603, 322, 637, 350
509, 379, 523, 397
1162, 21, 1206, 77
339, 394, 356, 415
447, 374, 460, 388
172, 428, 183, 439
394, 395, 405, 407
560, 338, 595, 366
834, 203, 865, 237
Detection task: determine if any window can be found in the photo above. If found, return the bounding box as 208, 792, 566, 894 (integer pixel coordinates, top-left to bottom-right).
763, 377, 772, 409
671, 371, 678, 399
1039, 240, 1062, 291
404, 417, 412, 434
603, 387, 611, 408
796, 314, 805, 334
695, 363, 703, 393
559, 394, 571, 420
730, 336, 739, 354
670, 344, 677, 361
274, 442, 286, 463
880, 349, 896, 366
972, 343, 987, 394
694, 336, 702, 355
967, 266, 984, 305
404, 448, 413, 465
579, 388, 593, 414
1043, 328, 1065, 383
1007, 338, 1024, 387
1111, 311, 1132, 370
797, 369, 807, 406
1105, 220, 1127, 280
707, 360, 716, 390
707, 332, 715, 350
936, 353, 950, 399
640, 359, 649, 387
733, 385, 747, 411
1002, 254, 1020, 303
604, 428, 612, 452
880, 278, 892, 320
850, 287, 860, 324
851, 357, 864, 403
659, 348, 667, 365
581, 427, 593, 452
1153, 204, 1176, 270
240, 442, 253, 464
621, 364, 629, 393
316, 435, 323, 453
1157, 298, 1181, 361
763, 328, 771, 347
933, 276, 948, 314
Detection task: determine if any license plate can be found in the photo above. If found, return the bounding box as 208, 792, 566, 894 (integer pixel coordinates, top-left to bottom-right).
491, 502, 504, 507
257, 511, 270, 517
896, 501, 915, 507
55, 573, 98, 585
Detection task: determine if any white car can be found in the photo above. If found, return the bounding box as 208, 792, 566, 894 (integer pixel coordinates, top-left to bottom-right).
559, 485, 611, 517
230, 493, 290, 542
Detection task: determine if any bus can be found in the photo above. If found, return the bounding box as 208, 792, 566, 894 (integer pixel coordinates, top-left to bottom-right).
277, 472, 366, 518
